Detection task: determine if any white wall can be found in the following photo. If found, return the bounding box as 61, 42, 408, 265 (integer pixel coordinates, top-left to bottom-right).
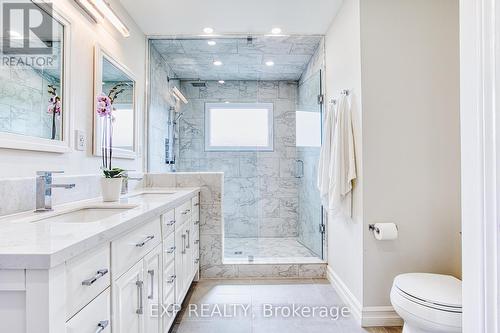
324, 0, 364, 304
0, 0, 146, 178
324, 0, 461, 317
360, 0, 461, 307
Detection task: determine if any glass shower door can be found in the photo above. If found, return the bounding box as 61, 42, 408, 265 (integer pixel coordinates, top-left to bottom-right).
296, 70, 324, 259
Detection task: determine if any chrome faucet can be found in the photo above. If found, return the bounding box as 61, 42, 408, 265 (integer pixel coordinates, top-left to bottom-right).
121, 171, 143, 195
35, 171, 76, 212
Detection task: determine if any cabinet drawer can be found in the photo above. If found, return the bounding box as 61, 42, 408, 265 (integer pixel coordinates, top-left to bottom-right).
191, 196, 200, 223
163, 262, 176, 303
66, 288, 111, 333
162, 287, 176, 333
174, 201, 191, 226
161, 209, 175, 238
66, 243, 110, 320
112, 218, 161, 278
163, 233, 175, 268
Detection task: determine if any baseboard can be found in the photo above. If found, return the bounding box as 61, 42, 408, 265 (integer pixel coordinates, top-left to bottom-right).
326, 266, 403, 328
362, 306, 403, 327
326, 265, 362, 325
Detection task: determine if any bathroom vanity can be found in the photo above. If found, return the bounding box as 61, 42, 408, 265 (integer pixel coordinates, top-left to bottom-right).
0, 188, 200, 333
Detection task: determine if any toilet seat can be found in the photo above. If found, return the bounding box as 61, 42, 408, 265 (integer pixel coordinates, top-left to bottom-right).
393, 273, 462, 311
390, 273, 462, 333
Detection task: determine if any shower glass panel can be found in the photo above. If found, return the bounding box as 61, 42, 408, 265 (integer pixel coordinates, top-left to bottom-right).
296, 70, 324, 259
148, 37, 325, 264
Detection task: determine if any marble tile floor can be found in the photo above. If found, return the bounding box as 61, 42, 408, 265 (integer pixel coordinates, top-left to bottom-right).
224, 237, 324, 264
170, 279, 402, 333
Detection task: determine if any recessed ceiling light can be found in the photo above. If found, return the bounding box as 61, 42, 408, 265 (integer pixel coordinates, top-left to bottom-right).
224, 101, 230, 104
207, 40, 216, 46
271, 27, 282, 34
218, 80, 225, 84
203, 27, 214, 34
265, 61, 275, 66
213, 60, 222, 66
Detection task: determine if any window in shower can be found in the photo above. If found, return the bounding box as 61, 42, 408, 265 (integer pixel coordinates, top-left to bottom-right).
205, 103, 274, 151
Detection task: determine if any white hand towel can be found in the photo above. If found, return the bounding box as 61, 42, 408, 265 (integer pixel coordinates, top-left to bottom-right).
317, 101, 337, 208
328, 94, 356, 215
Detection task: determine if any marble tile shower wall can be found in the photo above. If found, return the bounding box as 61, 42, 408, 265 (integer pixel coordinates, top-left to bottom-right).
176, 80, 300, 239
145, 172, 326, 279
148, 45, 181, 172
0, 64, 61, 140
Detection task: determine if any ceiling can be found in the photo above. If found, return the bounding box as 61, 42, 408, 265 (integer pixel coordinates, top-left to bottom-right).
151, 36, 322, 81
119, 0, 343, 36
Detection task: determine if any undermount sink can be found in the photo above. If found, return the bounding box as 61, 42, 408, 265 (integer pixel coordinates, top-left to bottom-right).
33, 205, 138, 224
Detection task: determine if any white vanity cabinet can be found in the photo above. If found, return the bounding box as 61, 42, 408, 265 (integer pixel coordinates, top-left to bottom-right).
0, 191, 200, 333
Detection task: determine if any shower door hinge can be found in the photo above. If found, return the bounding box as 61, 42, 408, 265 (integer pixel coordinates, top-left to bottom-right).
319, 224, 326, 234
317, 94, 324, 105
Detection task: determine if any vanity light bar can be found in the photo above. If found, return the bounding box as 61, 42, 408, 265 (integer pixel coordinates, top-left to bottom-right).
172, 87, 188, 104
75, 0, 130, 37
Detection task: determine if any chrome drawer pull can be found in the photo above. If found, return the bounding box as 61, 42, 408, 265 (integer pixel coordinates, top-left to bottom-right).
181, 234, 186, 254
136, 280, 144, 314
166, 220, 175, 226
95, 320, 109, 333
186, 230, 191, 249
181, 209, 190, 215
148, 270, 155, 300
166, 246, 176, 254
194, 202, 200, 207
194, 258, 199, 264
194, 220, 200, 225
167, 274, 176, 283
82, 268, 108, 286
136, 235, 154, 247
194, 239, 199, 245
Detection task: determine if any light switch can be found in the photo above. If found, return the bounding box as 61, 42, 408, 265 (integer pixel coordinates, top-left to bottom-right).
75, 130, 86, 151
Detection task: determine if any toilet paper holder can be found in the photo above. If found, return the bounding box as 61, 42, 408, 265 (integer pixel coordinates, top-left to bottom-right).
368, 223, 398, 234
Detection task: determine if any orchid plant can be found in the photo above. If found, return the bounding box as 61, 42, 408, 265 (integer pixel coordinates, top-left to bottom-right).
96, 83, 128, 179
47, 85, 61, 140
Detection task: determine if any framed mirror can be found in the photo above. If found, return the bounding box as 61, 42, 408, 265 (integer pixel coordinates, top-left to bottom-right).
93, 46, 137, 159
0, 3, 71, 152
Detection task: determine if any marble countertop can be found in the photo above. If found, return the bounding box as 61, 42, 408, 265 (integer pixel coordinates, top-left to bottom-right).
0, 187, 200, 270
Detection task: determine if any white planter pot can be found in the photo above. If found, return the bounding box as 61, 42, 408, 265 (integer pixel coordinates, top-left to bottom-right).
100, 177, 123, 202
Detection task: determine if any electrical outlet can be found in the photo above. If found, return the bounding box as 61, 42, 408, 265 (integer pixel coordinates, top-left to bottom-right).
75, 130, 86, 151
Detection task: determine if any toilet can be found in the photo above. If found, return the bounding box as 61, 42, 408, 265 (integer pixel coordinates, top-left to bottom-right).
390, 273, 462, 333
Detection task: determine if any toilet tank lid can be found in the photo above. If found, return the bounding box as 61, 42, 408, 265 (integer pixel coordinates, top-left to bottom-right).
394, 273, 462, 308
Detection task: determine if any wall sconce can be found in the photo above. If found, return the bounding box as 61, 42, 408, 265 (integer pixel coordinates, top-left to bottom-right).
75, 0, 130, 37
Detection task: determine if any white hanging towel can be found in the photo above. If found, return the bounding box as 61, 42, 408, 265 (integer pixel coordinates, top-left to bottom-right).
329, 93, 356, 215
317, 100, 337, 208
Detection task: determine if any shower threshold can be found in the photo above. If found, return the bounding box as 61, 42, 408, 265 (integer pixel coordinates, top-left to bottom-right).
223, 237, 325, 265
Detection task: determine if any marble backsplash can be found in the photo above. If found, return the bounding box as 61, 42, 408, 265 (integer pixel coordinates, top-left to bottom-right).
0, 173, 143, 217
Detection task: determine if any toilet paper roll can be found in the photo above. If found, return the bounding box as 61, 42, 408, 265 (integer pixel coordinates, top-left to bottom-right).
373, 223, 398, 240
